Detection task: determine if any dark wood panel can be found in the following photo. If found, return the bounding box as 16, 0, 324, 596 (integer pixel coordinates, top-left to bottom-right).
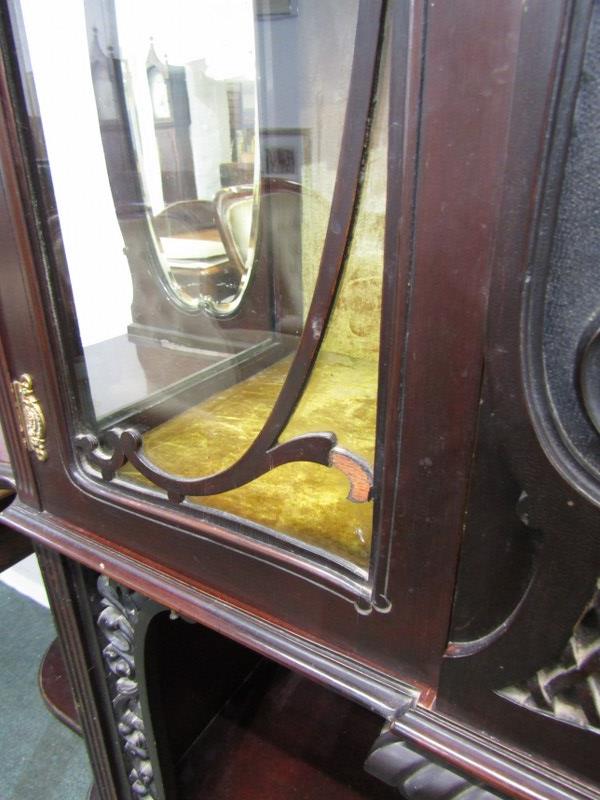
371, 0, 528, 689
439, 0, 600, 792
6, 497, 417, 722
0, 23, 41, 508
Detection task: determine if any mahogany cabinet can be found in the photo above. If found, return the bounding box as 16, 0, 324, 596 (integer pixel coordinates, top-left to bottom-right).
0, 0, 599, 798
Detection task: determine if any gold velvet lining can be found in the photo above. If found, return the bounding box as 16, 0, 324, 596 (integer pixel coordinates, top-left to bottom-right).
120, 350, 376, 566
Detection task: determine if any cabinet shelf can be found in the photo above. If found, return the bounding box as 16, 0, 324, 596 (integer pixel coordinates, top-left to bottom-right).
176, 660, 393, 800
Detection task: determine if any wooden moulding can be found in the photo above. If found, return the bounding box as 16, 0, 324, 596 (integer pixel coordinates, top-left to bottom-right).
39, 557, 599, 800
365, 731, 501, 800
372, 710, 600, 800
7, 501, 418, 720
0, 46, 40, 511
35, 546, 129, 800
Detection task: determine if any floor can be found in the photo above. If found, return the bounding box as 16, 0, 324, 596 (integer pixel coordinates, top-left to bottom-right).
1, 553, 50, 608
0, 556, 93, 800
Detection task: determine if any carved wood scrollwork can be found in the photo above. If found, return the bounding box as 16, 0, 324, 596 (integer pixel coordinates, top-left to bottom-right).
365, 732, 501, 800
12, 373, 47, 462
96, 575, 158, 799
77, 429, 373, 504
75, 0, 383, 507
499, 579, 600, 733
578, 325, 600, 440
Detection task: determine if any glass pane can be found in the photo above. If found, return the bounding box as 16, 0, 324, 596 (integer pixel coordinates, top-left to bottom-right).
18, 0, 385, 569
120, 49, 389, 568
79, 0, 359, 434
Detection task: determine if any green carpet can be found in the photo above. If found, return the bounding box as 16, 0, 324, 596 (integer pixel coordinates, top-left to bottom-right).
0, 581, 92, 799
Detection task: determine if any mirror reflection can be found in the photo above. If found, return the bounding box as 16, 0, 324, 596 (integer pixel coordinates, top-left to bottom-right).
115, 0, 259, 313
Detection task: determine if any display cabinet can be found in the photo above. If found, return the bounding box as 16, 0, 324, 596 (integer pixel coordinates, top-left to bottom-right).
0, 0, 599, 798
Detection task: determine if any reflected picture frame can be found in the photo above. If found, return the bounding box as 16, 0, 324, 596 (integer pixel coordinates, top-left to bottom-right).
260, 128, 310, 183
256, 0, 298, 19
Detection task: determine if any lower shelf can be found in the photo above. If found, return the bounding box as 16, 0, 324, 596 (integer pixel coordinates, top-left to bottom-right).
45, 588, 395, 799
176, 660, 393, 800
38, 638, 81, 736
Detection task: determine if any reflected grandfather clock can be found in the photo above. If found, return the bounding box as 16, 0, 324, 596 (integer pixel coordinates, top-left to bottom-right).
146, 41, 196, 205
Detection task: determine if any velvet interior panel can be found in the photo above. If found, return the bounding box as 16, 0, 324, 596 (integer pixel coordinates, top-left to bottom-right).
120, 350, 375, 567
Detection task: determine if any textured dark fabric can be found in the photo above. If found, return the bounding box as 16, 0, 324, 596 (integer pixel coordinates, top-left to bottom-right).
0, 580, 92, 799
543, 3, 600, 466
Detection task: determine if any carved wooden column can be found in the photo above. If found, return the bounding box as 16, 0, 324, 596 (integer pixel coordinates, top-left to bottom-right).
35, 546, 130, 800
93, 576, 159, 799
365, 732, 500, 800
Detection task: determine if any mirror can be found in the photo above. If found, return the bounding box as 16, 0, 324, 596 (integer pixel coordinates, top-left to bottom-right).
111, 0, 260, 314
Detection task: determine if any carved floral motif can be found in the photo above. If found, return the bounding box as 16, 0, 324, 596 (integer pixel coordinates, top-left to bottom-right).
96, 575, 157, 798
12, 373, 47, 462
500, 580, 600, 733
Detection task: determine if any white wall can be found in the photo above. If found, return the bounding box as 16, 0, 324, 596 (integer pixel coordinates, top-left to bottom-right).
19, 0, 133, 348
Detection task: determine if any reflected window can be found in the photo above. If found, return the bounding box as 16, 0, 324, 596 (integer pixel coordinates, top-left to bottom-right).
148, 67, 171, 120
